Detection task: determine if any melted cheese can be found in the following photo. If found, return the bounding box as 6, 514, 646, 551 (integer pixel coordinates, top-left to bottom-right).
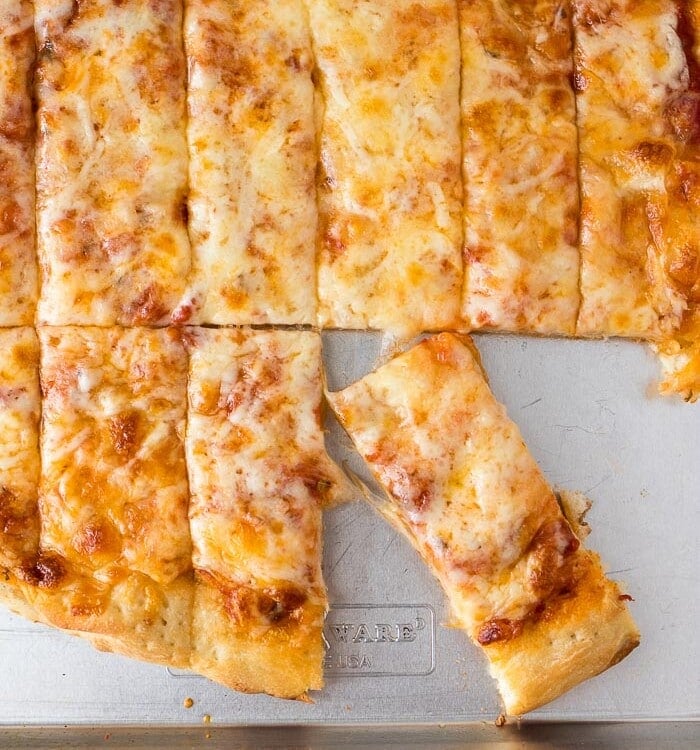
38, 327, 191, 585
176, 0, 317, 325
328, 333, 564, 630
0, 328, 40, 569
574, 0, 699, 358
460, 0, 580, 335
307, 0, 463, 335
35, 0, 191, 325
186, 328, 341, 597
0, 0, 37, 325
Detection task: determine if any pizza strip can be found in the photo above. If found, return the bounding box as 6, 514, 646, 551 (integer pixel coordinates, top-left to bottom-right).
176, 0, 318, 326
328, 333, 639, 715
0, 328, 40, 571
574, 0, 700, 400
650, 3, 700, 401
0, 0, 37, 325
35, 0, 191, 325
186, 329, 346, 698
30, 327, 192, 665
308, 0, 463, 335
460, 0, 580, 335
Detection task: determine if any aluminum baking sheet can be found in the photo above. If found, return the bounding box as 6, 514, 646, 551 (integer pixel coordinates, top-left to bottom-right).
0, 332, 698, 726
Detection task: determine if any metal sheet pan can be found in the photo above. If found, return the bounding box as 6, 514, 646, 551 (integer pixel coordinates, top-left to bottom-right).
0, 332, 698, 727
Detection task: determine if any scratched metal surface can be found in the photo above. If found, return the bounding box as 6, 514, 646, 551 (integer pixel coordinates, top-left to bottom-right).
0, 332, 698, 726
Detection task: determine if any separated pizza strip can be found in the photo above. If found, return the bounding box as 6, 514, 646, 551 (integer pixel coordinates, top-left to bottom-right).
460, 0, 580, 335
6, 327, 195, 667
574, 1, 700, 399
328, 333, 639, 715
176, 0, 317, 326
0, 0, 37, 325
186, 329, 346, 698
35, 0, 191, 325
308, 0, 463, 335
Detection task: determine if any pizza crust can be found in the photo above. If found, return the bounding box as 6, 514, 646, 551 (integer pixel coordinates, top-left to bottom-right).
191, 575, 325, 699
486, 553, 639, 716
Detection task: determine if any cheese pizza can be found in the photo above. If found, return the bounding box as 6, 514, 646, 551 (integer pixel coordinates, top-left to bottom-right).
187, 328, 346, 697
0, 0, 37, 325
0, 326, 346, 698
328, 333, 639, 715
34, 0, 191, 326
0, 0, 687, 717
460, 0, 580, 335
573, 0, 700, 399
175, 0, 318, 325
307, 0, 463, 336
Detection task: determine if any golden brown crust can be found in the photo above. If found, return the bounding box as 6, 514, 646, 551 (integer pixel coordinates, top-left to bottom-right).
191, 574, 324, 698
486, 551, 640, 715
23, 568, 194, 669
0, 576, 46, 626
1, 560, 194, 670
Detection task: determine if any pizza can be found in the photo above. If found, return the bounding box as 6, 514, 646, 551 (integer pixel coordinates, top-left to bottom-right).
0, 0, 37, 325
175, 0, 318, 326
573, 0, 700, 399
460, 0, 580, 335
34, 0, 191, 326
3, 0, 697, 720
0, 328, 40, 571
327, 333, 639, 715
186, 328, 347, 697
0, 328, 347, 698
308, 0, 464, 336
